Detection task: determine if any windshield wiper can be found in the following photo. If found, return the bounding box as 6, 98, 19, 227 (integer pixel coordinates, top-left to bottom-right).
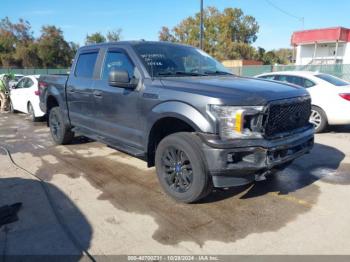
157, 71, 207, 77
204, 70, 233, 75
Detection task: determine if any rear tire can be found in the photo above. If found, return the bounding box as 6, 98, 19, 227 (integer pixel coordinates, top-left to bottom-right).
155, 132, 212, 203
310, 106, 327, 133
28, 102, 40, 122
9, 100, 17, 113
49, 106, 74, 145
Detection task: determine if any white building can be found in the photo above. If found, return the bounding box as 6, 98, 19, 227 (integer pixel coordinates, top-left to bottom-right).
291, 27, 350, 65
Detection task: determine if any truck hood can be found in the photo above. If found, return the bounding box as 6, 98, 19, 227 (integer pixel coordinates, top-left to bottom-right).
160, 76, 309, 105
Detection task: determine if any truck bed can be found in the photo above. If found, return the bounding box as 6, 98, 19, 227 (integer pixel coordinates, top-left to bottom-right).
39, 74, 69, 114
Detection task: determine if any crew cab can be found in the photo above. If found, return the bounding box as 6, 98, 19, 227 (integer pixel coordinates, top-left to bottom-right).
39, 41, 314, 203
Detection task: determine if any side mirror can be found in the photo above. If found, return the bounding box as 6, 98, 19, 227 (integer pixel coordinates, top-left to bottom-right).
108, 69, 138, 89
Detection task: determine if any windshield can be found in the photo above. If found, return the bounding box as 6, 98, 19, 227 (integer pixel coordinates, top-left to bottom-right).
315, 74, 349, 86
133, 43, 232, 77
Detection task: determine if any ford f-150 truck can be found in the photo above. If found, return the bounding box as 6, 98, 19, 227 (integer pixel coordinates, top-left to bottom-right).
39, 41, 314, 203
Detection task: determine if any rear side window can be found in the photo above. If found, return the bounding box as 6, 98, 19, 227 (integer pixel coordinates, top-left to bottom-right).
315, 74, 349, 86
102, 51, 135, 80
304, 79, 315, 88
74, 52, 98, 78
288, 76, 304, 87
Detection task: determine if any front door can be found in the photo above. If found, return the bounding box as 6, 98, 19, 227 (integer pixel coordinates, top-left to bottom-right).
91, 48, 143, 149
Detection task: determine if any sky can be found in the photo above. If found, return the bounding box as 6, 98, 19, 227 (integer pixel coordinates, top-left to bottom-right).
1, 0, 350, 50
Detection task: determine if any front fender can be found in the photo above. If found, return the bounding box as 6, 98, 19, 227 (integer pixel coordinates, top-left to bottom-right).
148, 101, 214, 133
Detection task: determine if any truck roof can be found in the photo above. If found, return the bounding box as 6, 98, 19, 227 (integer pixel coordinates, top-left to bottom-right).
79, 40, 194, 51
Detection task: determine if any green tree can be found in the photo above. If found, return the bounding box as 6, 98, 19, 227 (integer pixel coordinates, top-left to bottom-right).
158, 7, 259, 61
159, 26, 176, 42
37, 25, 72, 68
85, 32, 106, 45
274, 48, 293, 64
14, 42, 42, 68
0, 17, 34, 67
256, 47, 293, 65
68, 42, 79, 59
106, 29, 122, 42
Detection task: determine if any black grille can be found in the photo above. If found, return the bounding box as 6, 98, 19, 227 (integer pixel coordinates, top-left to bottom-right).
263, 97, 311, 137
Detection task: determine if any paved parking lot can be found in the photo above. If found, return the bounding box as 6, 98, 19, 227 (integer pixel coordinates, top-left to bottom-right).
1, 112, 350, 256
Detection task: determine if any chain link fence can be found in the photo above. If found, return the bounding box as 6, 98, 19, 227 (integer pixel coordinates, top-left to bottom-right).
2, 64, 350, 81
227, 64, 350, 81
0, 68, 69, 75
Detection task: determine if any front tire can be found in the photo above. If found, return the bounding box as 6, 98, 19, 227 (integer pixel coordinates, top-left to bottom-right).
49, 107, 74, 145
310, 106, 327, 133
155, 132, 212, 203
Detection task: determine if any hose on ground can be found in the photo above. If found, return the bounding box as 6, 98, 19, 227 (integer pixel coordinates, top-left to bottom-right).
0, 144, 96, 262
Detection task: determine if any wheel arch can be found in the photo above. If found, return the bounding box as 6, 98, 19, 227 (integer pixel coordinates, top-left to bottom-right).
146, 116, 198, 168
145, 101, 213, 167
311, 104, 328, 121
46, 95, 59, 126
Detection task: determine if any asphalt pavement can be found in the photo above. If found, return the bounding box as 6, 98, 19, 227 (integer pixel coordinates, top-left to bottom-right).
1, 112, 350, 256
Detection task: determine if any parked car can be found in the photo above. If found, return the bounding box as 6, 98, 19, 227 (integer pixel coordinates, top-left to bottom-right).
256, 71, 350, 133
9, 75, 45, 121
39, 41, 314, 203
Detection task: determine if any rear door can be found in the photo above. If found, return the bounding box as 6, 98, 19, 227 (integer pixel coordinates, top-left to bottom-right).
66, 49, 100, 130
11, 77, 33, 113
22, 77, 36, 113
10, 77, 26, 112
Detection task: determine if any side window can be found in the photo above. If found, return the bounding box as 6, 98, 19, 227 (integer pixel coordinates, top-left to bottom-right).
259, 75, 276, 80
303, 79, 315, 88
288, 76, 304, 87
16, 78, 26, 89
275, 75, 288, 83
74, 52, 99, 78
24, 78, 34, 88
102, 51, 135, 80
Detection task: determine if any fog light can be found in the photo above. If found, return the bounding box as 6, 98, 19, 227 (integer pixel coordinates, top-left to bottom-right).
242, 153, 256, 163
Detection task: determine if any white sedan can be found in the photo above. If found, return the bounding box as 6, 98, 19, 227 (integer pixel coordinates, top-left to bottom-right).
9, 75, 45, 121
256, 71, 350, 133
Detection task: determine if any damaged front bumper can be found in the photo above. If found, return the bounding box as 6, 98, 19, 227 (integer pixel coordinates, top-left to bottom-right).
198, 127, 314, 188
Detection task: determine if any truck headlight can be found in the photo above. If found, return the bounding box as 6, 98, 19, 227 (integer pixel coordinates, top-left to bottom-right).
209, 105, 264, 140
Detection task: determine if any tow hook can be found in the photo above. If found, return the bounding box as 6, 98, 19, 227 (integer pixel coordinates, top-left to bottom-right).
255, 170, 271, 181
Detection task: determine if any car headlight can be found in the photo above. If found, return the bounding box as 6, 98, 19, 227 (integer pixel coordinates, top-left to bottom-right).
209, 105, 264, 140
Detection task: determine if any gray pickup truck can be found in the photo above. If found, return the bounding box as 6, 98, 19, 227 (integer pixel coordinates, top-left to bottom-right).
39, 41, 314, 203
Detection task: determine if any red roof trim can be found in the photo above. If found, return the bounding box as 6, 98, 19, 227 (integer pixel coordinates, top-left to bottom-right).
291, 27, 350, 45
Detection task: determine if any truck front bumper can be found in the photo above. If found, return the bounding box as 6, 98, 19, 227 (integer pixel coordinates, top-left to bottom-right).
198, 127, 314, 188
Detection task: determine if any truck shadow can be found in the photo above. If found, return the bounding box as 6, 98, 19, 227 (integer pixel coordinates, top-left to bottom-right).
0, 177, 92, 258
328, 124, 350, 133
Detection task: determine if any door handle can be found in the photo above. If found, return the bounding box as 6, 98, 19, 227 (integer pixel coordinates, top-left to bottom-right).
93, 90, 102, 97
